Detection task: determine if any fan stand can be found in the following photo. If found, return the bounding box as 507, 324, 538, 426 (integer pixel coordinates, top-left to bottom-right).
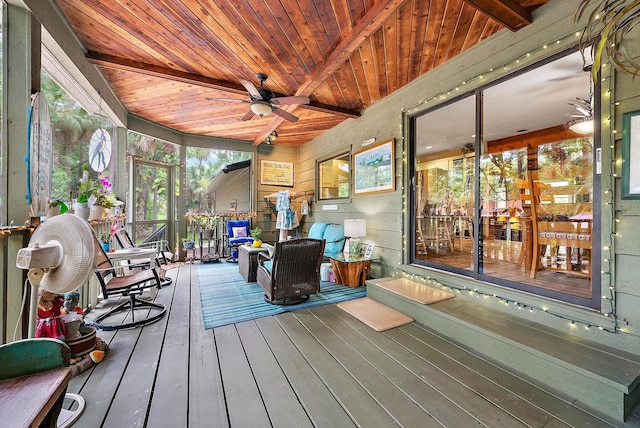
27, 269, 86, 428
57, 393, 85, 428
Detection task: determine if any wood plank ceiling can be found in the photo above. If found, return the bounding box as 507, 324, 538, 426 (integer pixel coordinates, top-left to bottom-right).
52, 0, 550, 147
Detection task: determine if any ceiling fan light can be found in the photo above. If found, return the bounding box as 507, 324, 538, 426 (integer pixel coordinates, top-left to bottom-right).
250, 101, 272, 117
568, 117, 594, 134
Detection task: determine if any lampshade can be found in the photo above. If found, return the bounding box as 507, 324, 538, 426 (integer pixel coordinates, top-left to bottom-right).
568, 117, 594, 134
344, 219, 366, 237
250, 101, 272, 117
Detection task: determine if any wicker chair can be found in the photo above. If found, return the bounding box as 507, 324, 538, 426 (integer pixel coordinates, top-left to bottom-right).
256, 238, 325, 305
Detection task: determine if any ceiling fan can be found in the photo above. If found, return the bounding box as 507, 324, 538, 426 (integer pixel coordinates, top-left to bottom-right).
209, 73, 309, 122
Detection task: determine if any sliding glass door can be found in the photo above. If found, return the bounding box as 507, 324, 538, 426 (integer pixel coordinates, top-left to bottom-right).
409, 50, 600, 308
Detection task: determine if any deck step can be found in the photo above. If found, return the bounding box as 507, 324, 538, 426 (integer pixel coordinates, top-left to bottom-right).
367, 277, 640, 422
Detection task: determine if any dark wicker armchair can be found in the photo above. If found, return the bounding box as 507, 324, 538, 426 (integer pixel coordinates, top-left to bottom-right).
256, 238, 325, 305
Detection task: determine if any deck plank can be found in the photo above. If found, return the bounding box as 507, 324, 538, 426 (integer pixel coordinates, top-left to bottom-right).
187, 264, 229, 427
290, 309, 444, 427
68, 264, 635, 428
66, 290, 155, 426
308, 305, 506, 427
275, 311, 405, 428
320, 304, 539, 427
215, 324, 271, 427
101, 279, 175, 427
396, 322, 613, 427
255, 316, 357, 427
236, 319, 314, 427
147, 265, 190, 428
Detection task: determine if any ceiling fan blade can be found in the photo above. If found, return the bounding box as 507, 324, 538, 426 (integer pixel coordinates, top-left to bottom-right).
239, 79, 263, 100
241, 110, 255, 121
270, 96, 310, 106
272, 107, 299, 123
205, 97, 250, 103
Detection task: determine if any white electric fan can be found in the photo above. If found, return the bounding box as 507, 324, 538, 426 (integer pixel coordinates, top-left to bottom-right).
16, 213, 96, 428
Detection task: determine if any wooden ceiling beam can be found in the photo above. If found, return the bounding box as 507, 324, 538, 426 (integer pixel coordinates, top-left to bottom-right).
87, 52, 359, 119
251, 0, 406, 145
485, 125, 582, 154
463, 0, 531, 31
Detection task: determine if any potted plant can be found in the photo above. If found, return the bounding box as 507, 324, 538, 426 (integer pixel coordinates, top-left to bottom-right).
576, 0, 640, 81
47, 199, 68, 218
99, 234, 111, 252
250, 227, 262, 247
180, 237, 196, 250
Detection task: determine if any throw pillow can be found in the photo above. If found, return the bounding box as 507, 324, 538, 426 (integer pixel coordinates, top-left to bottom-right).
263, 243, 275, 258
232, 227, 247, 237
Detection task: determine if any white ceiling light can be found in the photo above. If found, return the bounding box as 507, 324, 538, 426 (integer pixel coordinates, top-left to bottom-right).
250, 100, 272, 117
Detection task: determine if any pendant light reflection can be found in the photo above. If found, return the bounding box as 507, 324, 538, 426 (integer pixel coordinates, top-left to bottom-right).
567, 64, 594, 135
265, 130, 278, 144
569, 117, 594, 134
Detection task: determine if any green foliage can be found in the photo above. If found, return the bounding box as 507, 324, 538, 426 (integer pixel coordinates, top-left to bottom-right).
250, 227, 262, 239
95, 192, 117, 208
49, 199, 68, 213
575, 0, 640, 81
42, 71, 115, 206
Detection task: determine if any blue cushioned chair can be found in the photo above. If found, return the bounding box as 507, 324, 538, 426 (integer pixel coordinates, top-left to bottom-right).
226, 219, 254, 262
309, 222, 345, 258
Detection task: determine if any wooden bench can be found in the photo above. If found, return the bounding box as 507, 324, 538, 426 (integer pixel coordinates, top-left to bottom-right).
0, 338, 72, 428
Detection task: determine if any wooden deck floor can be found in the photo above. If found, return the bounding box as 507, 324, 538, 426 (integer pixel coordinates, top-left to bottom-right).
68, 263, 637, 427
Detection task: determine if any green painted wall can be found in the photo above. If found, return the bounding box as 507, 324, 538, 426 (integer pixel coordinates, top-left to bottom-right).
297, 0, 640, 349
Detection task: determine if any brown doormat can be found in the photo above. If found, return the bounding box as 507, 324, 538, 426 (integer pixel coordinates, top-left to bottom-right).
376, 278, 455, 304
337, 297, 413, 331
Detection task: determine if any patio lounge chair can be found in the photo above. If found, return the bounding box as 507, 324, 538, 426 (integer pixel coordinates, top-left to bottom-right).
256, 238, 325, 305
92, 234, 166, 331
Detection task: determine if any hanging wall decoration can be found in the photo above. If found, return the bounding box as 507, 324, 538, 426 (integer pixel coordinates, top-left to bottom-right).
27, 92, 53, 217
89, 128, 112, 172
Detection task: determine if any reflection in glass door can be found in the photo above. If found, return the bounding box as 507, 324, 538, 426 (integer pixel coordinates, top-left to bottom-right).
128, 157, 175, 245
412, 94, 476, 274
410, 50, 600, 308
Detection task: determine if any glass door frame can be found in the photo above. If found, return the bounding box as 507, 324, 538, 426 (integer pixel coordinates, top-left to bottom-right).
406, 49, 602, 309
128, 156, 176, 248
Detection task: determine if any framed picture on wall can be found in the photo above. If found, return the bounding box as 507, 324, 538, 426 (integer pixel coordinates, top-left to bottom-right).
353, 138, 395, 195
363, 243, 375, 259
261, 160, 294, 186
229, 200, 237, 211
622, 109, 640, 199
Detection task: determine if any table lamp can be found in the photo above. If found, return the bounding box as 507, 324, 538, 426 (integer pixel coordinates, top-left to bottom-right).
344, 219, 366, 255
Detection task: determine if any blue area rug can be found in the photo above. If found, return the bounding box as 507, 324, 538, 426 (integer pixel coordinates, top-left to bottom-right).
197, 262, 366, 329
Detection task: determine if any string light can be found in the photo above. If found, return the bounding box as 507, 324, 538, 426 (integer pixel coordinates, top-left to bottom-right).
389, 270, 621, 333
403, 31, 581, 114
398, 30, 630, 334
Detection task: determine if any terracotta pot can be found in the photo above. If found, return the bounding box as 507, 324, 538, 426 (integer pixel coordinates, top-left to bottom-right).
66, 325, 96, 357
